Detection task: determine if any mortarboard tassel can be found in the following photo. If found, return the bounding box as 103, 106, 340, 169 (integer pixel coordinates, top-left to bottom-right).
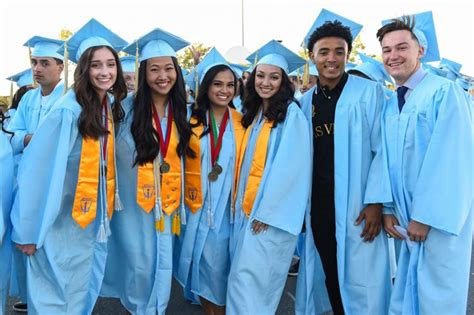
63, 41, 69, 94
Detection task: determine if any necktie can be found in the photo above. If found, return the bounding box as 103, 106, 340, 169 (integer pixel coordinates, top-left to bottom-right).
397, 86, 409, 112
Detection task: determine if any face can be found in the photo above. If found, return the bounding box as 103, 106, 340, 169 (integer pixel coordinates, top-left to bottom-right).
242, 71, 250, 85
207, 69, 235, 109
146, 56, 177, 97
254, 64, 282, 100
381, 30, 424, 85
123, 72, 135, 92
310, 37, 348, 87
30, 56, 63, 89
289, 76, 300, 90
301, 75, 318, 94
88, 47, 117, 99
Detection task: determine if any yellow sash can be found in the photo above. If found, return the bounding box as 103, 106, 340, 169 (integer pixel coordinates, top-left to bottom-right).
186, 109, 244, 213
136, 120, 182, 217
72, 108, 116, 229
234, 117, 273, 217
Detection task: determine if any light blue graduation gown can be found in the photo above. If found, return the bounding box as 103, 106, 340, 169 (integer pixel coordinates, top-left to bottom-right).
384, 73, 474, 315
226, 102, 311, 315
100, 95, 175, 315
4, 108, 16, 129
7, 82, 64, 155
10, 90, 111, 315
174, 109, 236, 306
296, 75, 393, 315
7, 82, 64, 302
0, 129, 14, 315
233, 96, 243, 113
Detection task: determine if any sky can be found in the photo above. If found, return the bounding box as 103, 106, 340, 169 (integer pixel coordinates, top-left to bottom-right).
0, 0, 472, 95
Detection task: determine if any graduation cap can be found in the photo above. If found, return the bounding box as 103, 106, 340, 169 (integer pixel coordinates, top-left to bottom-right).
120, 56, 136, 73
185, 48, 237, 98
23, 36, 64, 60
304, 9, 363, 49
6, 68, 34, 88
246, 40, 305, 74
438, 58, 462, 80
229, 63, 250, 79
345, 62, 357, 71
122, 28, 189, 62
58, 18, 128, 63
382, 11, 440, 63
350, 53, 393, 86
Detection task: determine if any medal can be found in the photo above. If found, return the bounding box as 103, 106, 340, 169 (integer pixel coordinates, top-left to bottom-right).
213, 163, 223, 175
160, 161, 170, 173
208, 170, 218, 182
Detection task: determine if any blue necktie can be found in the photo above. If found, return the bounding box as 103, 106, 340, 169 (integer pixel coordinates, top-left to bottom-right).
397, 86, 409, 112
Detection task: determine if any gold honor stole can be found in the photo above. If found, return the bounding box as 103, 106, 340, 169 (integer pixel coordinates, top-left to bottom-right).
185, 109, 245, 213
72, 105, 116, 229
136, 121, 182, 216
233, 117, 273, 217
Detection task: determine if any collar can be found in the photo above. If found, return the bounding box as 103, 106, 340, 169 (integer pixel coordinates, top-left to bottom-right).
397, 66, 427, 91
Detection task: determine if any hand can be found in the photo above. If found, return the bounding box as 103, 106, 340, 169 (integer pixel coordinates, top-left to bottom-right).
24, 134, 33, 147
383, 214, 404, 239
189, 46, 201, 66
407, 220, 430, 242
16, 243, 37, 256
355, 204, 382, 242
251, 220, 268, 235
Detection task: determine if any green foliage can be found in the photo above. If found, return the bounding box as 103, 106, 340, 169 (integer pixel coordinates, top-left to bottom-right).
177, 43, 211, 70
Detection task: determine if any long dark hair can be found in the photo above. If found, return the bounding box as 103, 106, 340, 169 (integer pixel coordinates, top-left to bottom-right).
131, 56, 194, 166
0, 109, 13, 136
74, 45, 126, 139
242, 66, 296, 128
191, 64, 237, 138
11, 86, 34, 110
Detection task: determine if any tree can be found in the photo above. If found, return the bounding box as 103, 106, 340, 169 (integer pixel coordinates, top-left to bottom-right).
177, 43, 211, 70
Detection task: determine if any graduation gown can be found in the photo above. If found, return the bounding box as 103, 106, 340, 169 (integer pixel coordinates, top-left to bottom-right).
174, 108, 239, 306
296, 75, 393, 314
100, 95, 175, 315
7, 82, 64, 155
10, 90, 111, 315
383, 73, 474, 315
226, 102, 311, 315
7, 82, 64, 302
0, 129, 14, 315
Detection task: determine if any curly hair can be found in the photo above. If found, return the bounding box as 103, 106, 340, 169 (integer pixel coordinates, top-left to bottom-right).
73, 45, 126, 139
131, 57, 195, 166
241, 66, 297, 128
307, 20, 353, 53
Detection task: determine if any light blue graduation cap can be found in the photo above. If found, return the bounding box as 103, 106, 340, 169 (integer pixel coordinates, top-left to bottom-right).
120, 56, 136, 73
246, 40, 305, 74
304, 9, 363, 49
230, 63, 250, 79
422, 63, 448, 78
23, 36, 64, 60
185, 48, 237, 92
345, 62, 357, 71
123, 28, 189, 62
58, 18, 128, 63
350, 53, 393, 86
6, 68, 34, 88
382, 11, 440, 63
438, 58, 462, 80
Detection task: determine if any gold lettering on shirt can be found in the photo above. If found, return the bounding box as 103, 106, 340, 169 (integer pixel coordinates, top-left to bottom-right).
314, 123, 334, 138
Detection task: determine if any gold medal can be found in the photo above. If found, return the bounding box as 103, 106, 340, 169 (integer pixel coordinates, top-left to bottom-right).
208, 170, 218, 182
213, 163, 223, 175
160, 161, 170, 173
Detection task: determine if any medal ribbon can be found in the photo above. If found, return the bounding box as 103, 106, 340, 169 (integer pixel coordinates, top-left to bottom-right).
209, 110, 229, 167
152, 102, 173, 159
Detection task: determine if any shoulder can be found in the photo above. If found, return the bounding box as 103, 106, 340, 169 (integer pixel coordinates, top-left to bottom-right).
49, 90, 82, 118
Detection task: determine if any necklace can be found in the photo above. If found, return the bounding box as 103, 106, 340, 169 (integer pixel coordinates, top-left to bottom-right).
318, 86, 332, 99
